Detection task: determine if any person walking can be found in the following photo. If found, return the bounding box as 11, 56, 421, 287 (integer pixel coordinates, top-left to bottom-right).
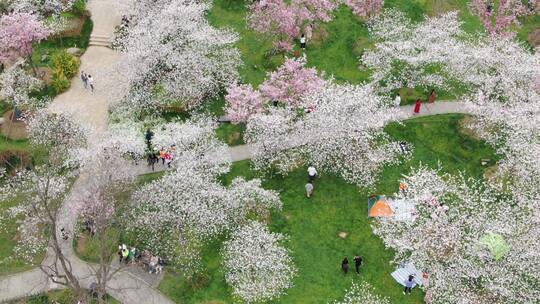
300, 34, 306, 50
353, 255, 363, 274
87, 74, 94, 92
159, 148, 166, 165
394, 94, 401, 108
121, 245, 129, 264
117, 245, 123, 263
413, 99, 422, 114
305, 181, 314, 198
341, 257, 349, 274
403, 274, 415, 295
307, 165, 317, 182
80, 71, 87, 89
428, 89, 437, 103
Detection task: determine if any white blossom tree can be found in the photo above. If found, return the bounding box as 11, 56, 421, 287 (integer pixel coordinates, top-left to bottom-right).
245, 83, 406, 186
0, 112, 87, 298
0, 60, 46, 112
150, 115, 231, 174
373, 167, 540, 303
222, 221, 296, 303
114, 0, 241, 117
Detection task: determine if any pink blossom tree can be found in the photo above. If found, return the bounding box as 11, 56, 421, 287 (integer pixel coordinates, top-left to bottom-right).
0, 12, 50, 67
248, 0, 337, 46
225, 84, 266, 124
344, 0, 384, 19
259, 57, 326, 107
469, 0, 530, 37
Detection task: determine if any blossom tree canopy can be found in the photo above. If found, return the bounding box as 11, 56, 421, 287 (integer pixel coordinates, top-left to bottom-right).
114, 0, 241, 116
8, 0, 75, 18
469, 0, 531, 38
259, 57, 326, 107
246, 83, 406, 186
150, 116, 231, 175
123, 166, 282, 270
373, 167, 540, 303
343, 0, 384, 18
225, 84, 265, 124
222, 221, 296, 303
248, 0, 337, 42
0, 60, 44, 109
0, 12, 50, 64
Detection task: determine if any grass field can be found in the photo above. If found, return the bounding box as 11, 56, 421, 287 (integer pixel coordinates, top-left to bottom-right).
158, 114, 497, 303
208, 0, 539, 88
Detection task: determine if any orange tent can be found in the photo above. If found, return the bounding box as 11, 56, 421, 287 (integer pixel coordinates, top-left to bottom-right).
368, 195, 394, 217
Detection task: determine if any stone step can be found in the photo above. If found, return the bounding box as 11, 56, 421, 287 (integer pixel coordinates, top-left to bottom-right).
90, 36, 111, 42
89, 41, 111, 47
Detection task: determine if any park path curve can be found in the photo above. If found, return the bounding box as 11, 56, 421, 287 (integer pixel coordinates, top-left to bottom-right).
0, 1, 473, 300
1, 1, 174, 303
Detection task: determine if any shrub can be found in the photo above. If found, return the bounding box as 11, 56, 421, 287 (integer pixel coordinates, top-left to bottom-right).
51, 72, 70, 94
51, 51, 80, 94
71, 0, 87, 16
51, 51, 80, 79
27, 293, 49, 304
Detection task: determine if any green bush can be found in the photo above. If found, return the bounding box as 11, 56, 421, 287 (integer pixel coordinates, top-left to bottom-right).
27, 293, 49, 304
52, 73, 71, 94
51, 51, 80, 94
51, 51, 80, 79
71, 0, 87, 16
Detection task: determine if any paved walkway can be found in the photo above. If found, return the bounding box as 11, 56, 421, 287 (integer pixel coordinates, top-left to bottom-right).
0, 1, 173, 303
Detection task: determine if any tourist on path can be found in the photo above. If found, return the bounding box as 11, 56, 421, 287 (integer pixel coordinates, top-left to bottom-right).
87, 74, 94, 92
413, 99, 422, 114
300, 34, 306, 50
428, 89, 437, 103
305, 181, 314, 198
403, 274, 415, 295
353, 255, 363, 274
394, 94, 401, 108
307, 165, 317, 182
341, 257, 349, 274
80, 71, 88, 89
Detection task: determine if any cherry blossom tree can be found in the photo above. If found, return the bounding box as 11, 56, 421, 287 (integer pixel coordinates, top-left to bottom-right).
226, 57, 326, 123
260, 57, 326, 107
0, 12, 50, 67
344, 0, 384, 19
245, 83, 406, 186
469, 0, 530, 38
222, 221, 296, 303
8, 0, 75, 18
123, 166, 282, 273
362, 10, 465, 94
0, 112, 87, 298
150, 116, 231, 174
114, 0, 241, 117
373, 167, 540, 303
0, 60, 45, 111
333, 282, 390, 304
225, 84, 265, 124
248, 0, 337, 45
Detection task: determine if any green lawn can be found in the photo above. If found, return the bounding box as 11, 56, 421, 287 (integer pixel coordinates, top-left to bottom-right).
158, 114, 497, 303
209, 0, 539, 88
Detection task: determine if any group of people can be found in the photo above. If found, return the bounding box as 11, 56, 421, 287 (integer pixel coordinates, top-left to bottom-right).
341, 255, 363, 274
80, 71, 94, 92
146, 145, 177, 171
304, 165, 318, 198
117, 244, 167, 274
393, 89, 437, 114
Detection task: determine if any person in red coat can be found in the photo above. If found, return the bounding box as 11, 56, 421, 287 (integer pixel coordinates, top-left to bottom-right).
414, 99, 422, 114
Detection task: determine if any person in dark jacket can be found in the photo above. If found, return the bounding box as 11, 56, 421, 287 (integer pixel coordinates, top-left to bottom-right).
341, 257, 349, 274
353, 255, 363, 274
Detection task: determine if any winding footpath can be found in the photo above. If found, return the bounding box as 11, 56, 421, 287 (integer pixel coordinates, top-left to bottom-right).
0, 0, 472, 302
